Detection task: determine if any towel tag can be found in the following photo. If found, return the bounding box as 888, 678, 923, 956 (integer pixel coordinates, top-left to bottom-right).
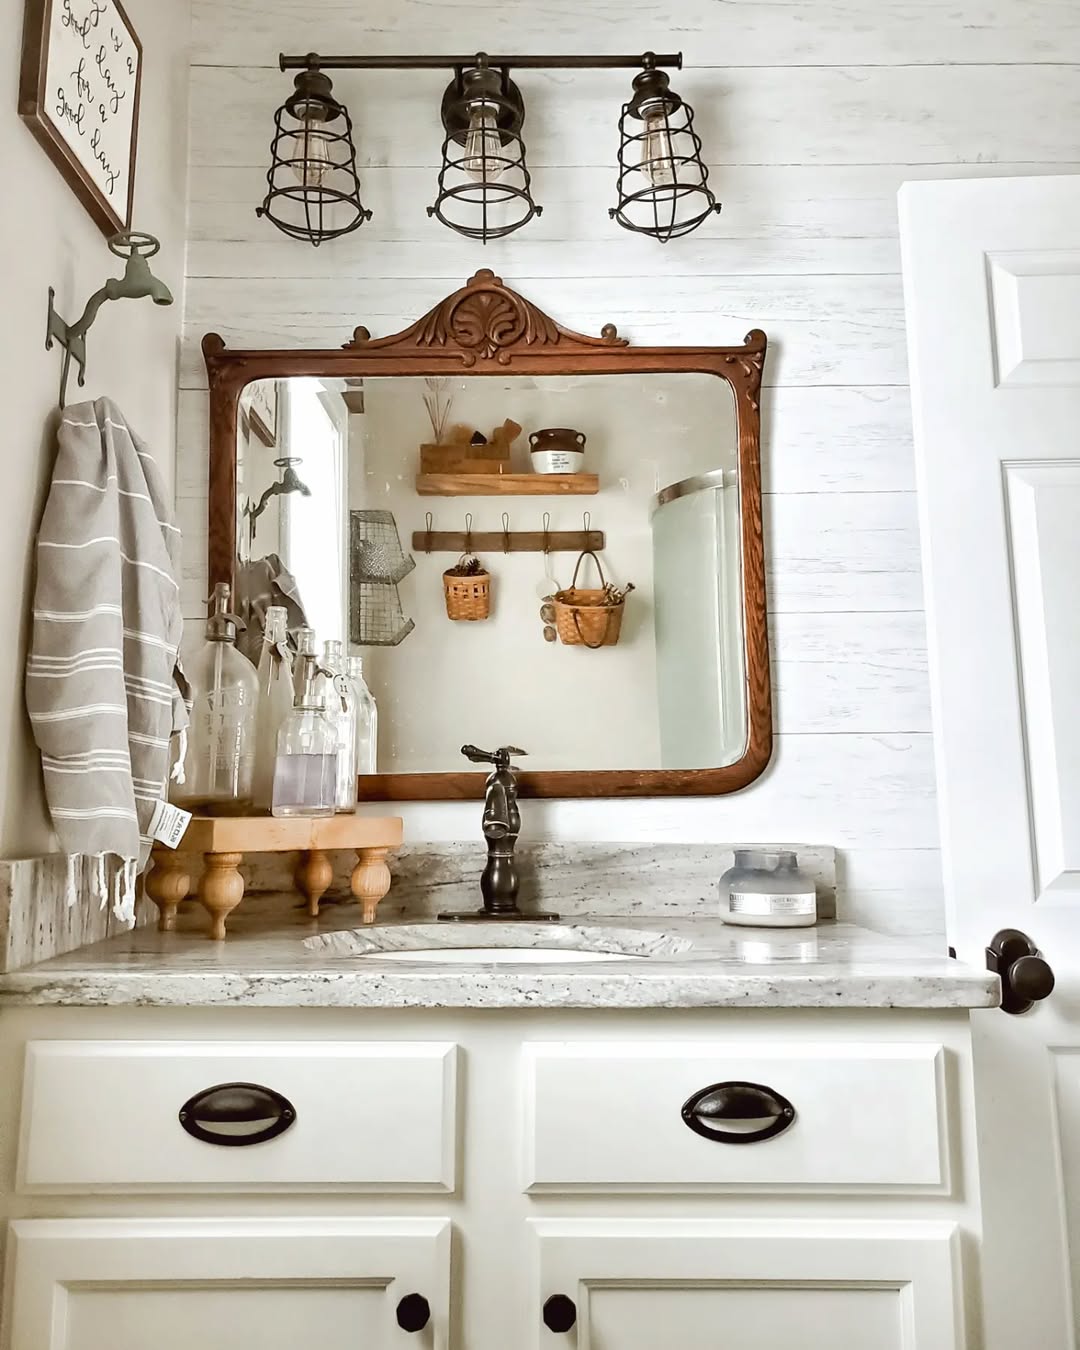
149, 799, 192, 849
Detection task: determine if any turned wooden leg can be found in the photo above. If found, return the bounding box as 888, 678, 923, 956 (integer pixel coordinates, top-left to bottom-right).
144, 852, 191, 932
351, 847, 393, 924
296, 848, 334, 917
198, 851, 245, 940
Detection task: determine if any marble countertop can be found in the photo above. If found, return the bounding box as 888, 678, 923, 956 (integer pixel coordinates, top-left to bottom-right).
0, 895, 999, 1010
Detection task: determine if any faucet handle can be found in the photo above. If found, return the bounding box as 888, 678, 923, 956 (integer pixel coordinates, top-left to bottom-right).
461, 744, 527, 767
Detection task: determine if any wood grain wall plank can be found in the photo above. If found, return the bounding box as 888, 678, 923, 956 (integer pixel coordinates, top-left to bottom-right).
762, 386, 915, 494
180, 273, 908, 388
190, 0, 1080, 69
765, 491, 923, 613
770, 611, 931, 734
188, 65, 1080, 170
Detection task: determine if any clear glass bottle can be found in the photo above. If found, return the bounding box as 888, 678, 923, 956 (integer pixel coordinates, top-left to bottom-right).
293, 627, 317, 701
346, 654, 378, 776
719, 849, 818, 928
271, 654, 337, 818
174, 583, 259, 815
320, 640, 358, 813
252, 606, 295, 812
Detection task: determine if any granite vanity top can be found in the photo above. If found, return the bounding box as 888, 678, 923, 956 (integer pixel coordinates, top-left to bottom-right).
0, 894, 999, 1010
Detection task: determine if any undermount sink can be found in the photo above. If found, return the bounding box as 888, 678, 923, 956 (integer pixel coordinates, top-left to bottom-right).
360, 946, 643, 965
303, 922, 695, 965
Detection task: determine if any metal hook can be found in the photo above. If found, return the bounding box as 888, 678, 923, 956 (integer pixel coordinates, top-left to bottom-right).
502, 511, 511, 553
583, 510, 591, 538
542, 511, 551, 554
465, 511, 473, 555
425, 511, 434, 554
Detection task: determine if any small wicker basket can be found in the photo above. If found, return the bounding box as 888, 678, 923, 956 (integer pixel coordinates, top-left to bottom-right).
443, 560, 491, 621
553, 550, 633, 649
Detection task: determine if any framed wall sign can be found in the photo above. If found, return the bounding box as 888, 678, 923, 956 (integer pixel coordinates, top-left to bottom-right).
18, 0, 143, 236
247, 380, 279, 448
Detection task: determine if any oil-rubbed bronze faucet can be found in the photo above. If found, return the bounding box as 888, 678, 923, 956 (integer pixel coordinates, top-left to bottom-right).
438, 745, 559, 922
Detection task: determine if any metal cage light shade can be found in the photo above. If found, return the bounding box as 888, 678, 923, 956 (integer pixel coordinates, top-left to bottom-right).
428, 62, 541, 242
609, 64, 721, 242
257, 67, 372, 245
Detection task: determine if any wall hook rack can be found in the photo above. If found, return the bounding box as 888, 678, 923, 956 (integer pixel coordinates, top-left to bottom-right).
46, 231, 173, 408
414, 513, 605, 555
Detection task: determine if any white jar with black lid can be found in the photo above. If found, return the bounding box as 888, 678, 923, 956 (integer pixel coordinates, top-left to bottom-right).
719, 848, 817, 928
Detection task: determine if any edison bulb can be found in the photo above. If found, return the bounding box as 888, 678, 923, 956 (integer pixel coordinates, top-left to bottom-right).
639, 103, 676, 187
286, 117, 334, 189
461, 102, 504, 183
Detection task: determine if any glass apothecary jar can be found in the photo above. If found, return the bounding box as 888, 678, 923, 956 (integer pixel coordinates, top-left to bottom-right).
719, 849, 817, 928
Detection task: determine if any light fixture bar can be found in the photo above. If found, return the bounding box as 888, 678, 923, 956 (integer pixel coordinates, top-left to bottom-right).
278, 51, 683, 72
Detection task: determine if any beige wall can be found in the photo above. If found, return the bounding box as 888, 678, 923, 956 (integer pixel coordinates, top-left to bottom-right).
0, 0, 191, 856
176, 0, 1080, 939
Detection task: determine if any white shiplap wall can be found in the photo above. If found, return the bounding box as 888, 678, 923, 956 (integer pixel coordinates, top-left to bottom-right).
177, 0, 1080, 940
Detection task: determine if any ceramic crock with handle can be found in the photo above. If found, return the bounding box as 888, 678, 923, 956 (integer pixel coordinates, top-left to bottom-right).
529, 427, 586, 474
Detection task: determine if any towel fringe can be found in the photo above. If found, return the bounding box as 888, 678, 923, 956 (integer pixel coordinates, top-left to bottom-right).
114, 858, 137, 924
170, 729, 187, 785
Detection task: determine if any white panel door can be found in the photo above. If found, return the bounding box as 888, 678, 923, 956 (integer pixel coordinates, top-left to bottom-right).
531, 1219, 962, 1350
3, 1217, 451, 1350
900, 173, 1080, 1349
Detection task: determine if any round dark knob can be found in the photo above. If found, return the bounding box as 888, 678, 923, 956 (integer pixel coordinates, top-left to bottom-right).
543, 1294, 577, 1333
1012, 954, 1055, 1003
396, 1293, 430, 1333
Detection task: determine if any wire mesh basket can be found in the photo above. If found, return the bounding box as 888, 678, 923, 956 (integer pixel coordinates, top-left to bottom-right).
349, 510, 415, 646
350, 510, 416, 585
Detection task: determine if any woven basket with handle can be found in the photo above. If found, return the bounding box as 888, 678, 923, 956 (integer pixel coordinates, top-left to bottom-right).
553, 550, 632, 649
443, 561, 491, 621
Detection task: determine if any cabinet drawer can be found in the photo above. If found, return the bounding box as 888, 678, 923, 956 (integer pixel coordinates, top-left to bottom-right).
18, 1040, 457, 1192
523, 1041, 947, 1192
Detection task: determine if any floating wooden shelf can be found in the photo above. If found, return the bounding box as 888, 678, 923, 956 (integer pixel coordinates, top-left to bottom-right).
416, 472, 599, 497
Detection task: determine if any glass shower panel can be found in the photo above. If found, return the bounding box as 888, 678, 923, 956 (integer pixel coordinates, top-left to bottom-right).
651, 471, 747, 768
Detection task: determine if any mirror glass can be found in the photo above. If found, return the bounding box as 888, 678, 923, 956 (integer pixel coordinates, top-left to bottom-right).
234, 372, 744, 774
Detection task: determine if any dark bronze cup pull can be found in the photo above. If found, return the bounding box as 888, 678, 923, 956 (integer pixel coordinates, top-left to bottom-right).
543, 1294, 577, 1333
681, 1080, 796, 1144
396, 1293, 431, 1333
178, 1082, 296, 1147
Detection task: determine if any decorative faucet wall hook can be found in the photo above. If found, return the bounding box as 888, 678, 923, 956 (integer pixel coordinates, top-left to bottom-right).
248, 456, 312, 540
46, 231, 173, 408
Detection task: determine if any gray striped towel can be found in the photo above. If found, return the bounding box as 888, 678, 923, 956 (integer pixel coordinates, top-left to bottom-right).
26, 399, 188, 920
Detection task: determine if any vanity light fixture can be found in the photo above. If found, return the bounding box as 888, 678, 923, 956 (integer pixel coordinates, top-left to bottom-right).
257, 63, 371, 245
263, 52, 716, 245
428, 59, 540, 242
609, 59, 722, 241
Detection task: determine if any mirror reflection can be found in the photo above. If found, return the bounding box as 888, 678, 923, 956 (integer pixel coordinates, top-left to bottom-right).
234, 371, 745, 774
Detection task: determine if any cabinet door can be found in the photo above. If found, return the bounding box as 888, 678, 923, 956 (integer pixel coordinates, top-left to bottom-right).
5, 1217, 450, 1350
532, 1219, 962, 1350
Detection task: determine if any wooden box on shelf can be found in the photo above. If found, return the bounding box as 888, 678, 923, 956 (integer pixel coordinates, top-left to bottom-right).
146, 814, 404, 940
419, 442, 509, 474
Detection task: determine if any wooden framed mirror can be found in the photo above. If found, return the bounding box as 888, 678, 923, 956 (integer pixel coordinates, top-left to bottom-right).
203, 269, 771, 801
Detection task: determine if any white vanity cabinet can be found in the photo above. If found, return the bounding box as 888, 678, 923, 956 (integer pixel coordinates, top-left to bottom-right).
0, 1006, 982, 1350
